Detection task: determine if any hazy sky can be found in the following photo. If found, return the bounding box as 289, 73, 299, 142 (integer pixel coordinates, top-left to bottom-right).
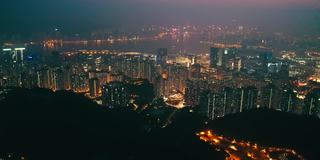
1, 0, 320, 35
123, 0, 319, 6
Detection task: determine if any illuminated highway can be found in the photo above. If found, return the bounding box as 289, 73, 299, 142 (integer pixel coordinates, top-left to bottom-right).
197, 130, 305, 160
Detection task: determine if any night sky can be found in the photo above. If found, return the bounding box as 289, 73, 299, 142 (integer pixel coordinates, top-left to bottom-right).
1, 0, 320, 35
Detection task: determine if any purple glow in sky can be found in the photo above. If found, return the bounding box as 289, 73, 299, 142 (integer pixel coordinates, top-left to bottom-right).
120, 0, 319, 7
1, 0, 319, 34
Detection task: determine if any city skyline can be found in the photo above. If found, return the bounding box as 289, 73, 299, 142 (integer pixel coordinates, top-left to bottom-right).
1, 1, 320, 160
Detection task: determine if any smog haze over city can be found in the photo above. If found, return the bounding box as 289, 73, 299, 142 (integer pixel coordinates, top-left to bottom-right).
1, 0, 320, 160
1, 0, 320, 35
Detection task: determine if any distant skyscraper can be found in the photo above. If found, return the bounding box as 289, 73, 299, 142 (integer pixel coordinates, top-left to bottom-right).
1, 47, 26, 87
89, 78, 100, 98
2, 47, 26, 66
199, 91, 224, 120
185, 80, 200, 107
0, 75, 8, 87
190, 64, 201, 79
53, 68, 64, 91
102, 82, 129, 108
217, 49, 224, 67
1, 48, 13, 65
235, 57, 242, 71
12, 47, 25, 66
279, 88, 295, 113
260, 52, 273, 70
156, 48, 168, 66
37, 67, 54, 89
210, 47, 219, 68
260, 83, 281, 110
63, 66, 71, 90
222, 87, 242, 115
71, 73, 88, 92
185, 79, 209, 107
240, 86, 258, 112
305, 89, 320, 117
154, 73, 169, 97
314, 61, 320, 80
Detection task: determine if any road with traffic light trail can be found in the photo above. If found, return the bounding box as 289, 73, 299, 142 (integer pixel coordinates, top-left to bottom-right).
197, 130, 305, 160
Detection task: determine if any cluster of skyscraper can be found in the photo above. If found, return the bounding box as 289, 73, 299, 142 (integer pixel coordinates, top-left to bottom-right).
183, 47, 320, 119
1, 44, 319, 119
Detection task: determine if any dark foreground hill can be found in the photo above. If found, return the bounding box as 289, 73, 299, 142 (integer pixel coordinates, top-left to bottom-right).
0, 88, 224, 160
0, 88, 319, 160
209, 109, 320, 160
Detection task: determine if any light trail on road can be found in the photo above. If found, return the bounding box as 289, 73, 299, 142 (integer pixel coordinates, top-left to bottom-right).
197, 130, 305, 160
